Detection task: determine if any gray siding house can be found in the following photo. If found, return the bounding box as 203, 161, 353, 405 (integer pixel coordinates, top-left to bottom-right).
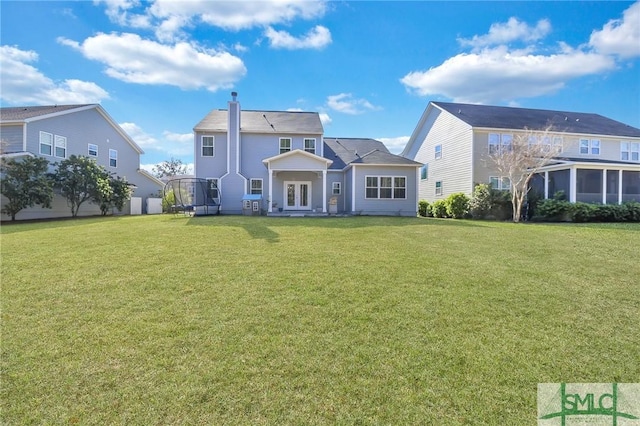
402, 101, 640, 204
0, 104, 163, 220
194, 93, 421, 216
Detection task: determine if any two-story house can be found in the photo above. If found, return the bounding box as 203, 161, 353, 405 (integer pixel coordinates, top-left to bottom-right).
402, 101, 640, 204
193, 93, 421, 216
0, 104, 163, 220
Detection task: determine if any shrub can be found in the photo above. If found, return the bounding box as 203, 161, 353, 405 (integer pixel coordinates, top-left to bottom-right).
623, 202, 640, 222
570, 202, 596, 223
535, 199, 572, 221
431, 199, 448, 218
418, 200, 430, 217
469, 184, 512, 220
445, 193, 470, 219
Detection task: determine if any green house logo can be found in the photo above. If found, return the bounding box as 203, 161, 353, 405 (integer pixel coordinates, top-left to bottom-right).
538, 383, 640, 425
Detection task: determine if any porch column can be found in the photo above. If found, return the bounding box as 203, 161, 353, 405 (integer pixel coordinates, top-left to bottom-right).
602, 169, 607, 204
268, 168, 273, 213
618, 170, 623, 205
569, 167, 577, 203
322, 169, 327, 213
544, 171, 549, 199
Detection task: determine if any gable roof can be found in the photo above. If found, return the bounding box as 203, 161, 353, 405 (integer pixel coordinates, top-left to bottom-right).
0, 104, 144, 154
433, 101, 640, 138
324, 138, 421, 170
194, 109, 324, 134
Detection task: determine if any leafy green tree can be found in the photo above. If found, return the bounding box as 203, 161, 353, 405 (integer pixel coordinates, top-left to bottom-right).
0, 156, 54, 221
152, 157, 188, 178
53, 155, 111, 217
97, 175, 133, 215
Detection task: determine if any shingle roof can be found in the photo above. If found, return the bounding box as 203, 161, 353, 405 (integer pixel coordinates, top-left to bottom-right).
433, 102, 640, 138
0, 105, 94, 121
194, 109, 324, 134
324, 138, 421, 169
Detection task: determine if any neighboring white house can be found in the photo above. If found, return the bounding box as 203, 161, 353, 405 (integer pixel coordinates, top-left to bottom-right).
0, 104, 163, 220
193, 92, 422, 216
402, 101, 640, 204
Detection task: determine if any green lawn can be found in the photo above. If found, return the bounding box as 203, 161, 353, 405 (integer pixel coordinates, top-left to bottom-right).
1, 215, 638, 424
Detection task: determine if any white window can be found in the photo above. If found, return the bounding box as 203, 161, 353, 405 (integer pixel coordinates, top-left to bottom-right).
39, 131, 53, 156
279, 138, 292, 154
54, 135, 67, 158
420, 164, 428, 180
435, 181, 443, 196
501, 134, 512, 152
580, 139, 600, 155
332, 182, 341, 195
489, 133, 513, 154
304, 138, 316, 154
553, 136, 563, 153
206, 178, 219, 199
250, 178, 263, 195
202, 136, 214, 157
109, 149, 117, 167
489, 133, 500, 154
365, 176, 407, 200
88, 143, 98, 157
435, 144, 442, 159
490, 176, 511, 191
621, 141, 640, 161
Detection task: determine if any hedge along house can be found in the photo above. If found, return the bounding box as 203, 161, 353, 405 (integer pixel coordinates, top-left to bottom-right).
402, 101, 640, 204
193, 93, 422, 216
0, 104, 164, 220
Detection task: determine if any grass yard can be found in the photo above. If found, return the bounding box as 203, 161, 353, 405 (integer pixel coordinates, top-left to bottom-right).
1, 215, 639, 424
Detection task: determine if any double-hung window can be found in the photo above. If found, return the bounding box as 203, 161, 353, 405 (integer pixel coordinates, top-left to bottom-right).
621, 142, 640, 161
366, 176, 379, 199
332, 182, 341, 195
435, 144, 442, 159
206, 178, 219, 199
202, 136, 214, 157
250, 178, 263, 196
39, 131, 53, 156
490, 176, 511, 191
109, 149, 118, 167
435, 181, 443, 196
54, 135, 67, 158
279, 138, 292, 154
420, 164, 428, 180
304, 138, 316, 154
489, 133, 513, 154
580, 139, 600, 155
365, 176, 406, 199
88, 143, 98, 157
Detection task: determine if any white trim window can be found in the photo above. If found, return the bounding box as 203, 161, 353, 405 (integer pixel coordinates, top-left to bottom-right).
202, 136, 214, 157
39, 131, 53, 156
109, 149, 118, 167
490, 176, 511, 191
365, 176, 406, 199
250, 178, 263, 195
621, 142, 640, 162
435, 180, 443, 196
304, 138, 316, 154
553, 136, 563, 153
332, 182, 341, 195
420, 164, 428, 180
279, 138, 292, 154
206, 178, 219, 199
88, 143, 98, 157
54, 135, 67, 158
580, 139, 600, 155
489, 133, 513, 154
435, 144, 442, 159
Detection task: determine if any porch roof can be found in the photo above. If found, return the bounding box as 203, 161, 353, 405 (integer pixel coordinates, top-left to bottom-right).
262, 149, 333, 170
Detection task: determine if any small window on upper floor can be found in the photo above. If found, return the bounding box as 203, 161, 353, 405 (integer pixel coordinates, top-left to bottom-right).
435, 144, 442, 159
88, 143, 98, 157
54, 135, 67, 158
304, 138, 316, 154
109, 149, 118, 167
280, 138, 292, 154
580, 139, 600, 155
202, 136, 214, 157
39, 131, 53, 156
621, 141, 640, 162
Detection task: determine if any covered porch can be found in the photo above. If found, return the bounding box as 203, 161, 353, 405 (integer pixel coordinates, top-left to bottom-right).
532, 159, 640, 204
262, 150, 333, 214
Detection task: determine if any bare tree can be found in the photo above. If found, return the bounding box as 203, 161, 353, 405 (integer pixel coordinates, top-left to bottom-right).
488, 126, 564, 223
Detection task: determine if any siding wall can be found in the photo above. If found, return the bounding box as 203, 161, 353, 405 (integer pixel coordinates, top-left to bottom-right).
0, 125, 24, 152
414, 109, 474, 201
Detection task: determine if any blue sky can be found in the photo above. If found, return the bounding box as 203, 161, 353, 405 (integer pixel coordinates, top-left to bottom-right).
2, 1, 639, 173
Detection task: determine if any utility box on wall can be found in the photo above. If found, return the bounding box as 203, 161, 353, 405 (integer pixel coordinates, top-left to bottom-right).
329, 196, 338, 214
242, 194, 262, 216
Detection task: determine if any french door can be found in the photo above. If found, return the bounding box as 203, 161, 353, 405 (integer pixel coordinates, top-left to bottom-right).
284, 181, 311, 210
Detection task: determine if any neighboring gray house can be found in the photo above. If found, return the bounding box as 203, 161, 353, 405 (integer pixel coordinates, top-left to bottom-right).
0, 104, 163, 220
402, 101, 640, 204
194, 93, 421, 216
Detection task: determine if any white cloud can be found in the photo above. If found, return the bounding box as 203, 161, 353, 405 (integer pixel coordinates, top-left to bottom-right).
265, 25, 332, 50
377, 136, 410, 155
326, 93, 381, 115
589, 1, 640, 58
319, 113, 332, 126
58, 33, 246, 91
458, 18, 551, 49
401, 46, 615, 104
140, 162, 194, 175
0, 45, 109, 105
120, 122, 193, 157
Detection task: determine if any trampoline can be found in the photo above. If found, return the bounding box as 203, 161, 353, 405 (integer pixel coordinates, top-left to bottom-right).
163, 178, 221, 216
